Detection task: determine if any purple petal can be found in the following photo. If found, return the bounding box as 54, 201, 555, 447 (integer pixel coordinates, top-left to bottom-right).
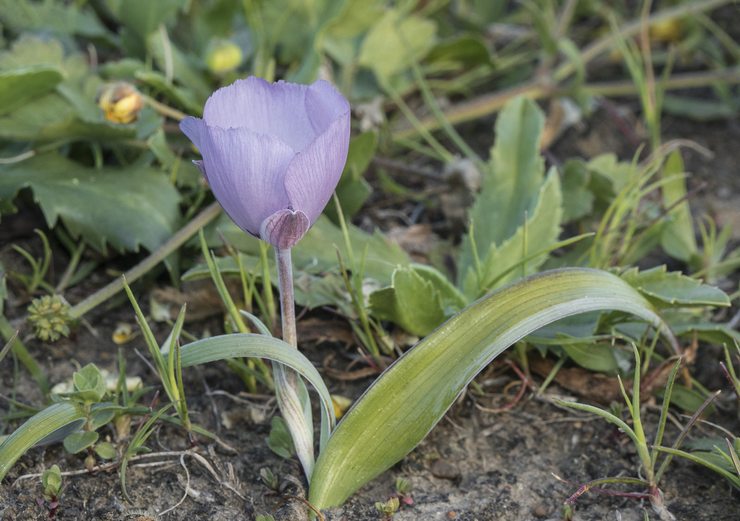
260, 209, 310, 249
180, 116, 205, 149
203, 77, 317, 152
283, 110, 351, 225
305, 80, 351, 135
199, 125, 295, 235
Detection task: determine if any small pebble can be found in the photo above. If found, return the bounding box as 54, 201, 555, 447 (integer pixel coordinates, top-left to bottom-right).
447, 511, 458, 519
431, 460, 460, 480
533, 504, 548, 518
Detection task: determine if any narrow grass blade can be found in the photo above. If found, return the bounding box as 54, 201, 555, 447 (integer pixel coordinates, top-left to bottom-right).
0, 402, 86, 481
179, 334, 335, 449
309, 268, 675, 509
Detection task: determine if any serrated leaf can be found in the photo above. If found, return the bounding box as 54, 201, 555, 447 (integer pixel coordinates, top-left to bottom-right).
463, 170, 562, 297
310, 268, 675, 509
358, 9, 436, 85
0, 67, 63, 116
660, 150, 697, 261
63, 431, 99, 454
0, 153, 181, 253
369, 266, 446, 337
458, 97, 548, 287
621, 266, 729, 307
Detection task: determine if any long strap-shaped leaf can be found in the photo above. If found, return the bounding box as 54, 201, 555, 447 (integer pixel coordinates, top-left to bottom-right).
0, 402, 86, 481
179, 333, 336, 449
309, 268, 676, 509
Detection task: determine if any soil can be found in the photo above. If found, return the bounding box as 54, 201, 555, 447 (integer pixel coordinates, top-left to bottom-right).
1, 108, 739, 520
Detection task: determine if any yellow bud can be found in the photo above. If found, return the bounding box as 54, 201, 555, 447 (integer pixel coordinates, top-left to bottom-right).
97, 82, 144, 124
206, 40, 243, 75
650, 18, 683, 43
112, 322, 135, 345
331, 394, 353, 419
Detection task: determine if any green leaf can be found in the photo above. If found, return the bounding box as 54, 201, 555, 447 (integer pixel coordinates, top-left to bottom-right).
72, 363, 107, 402
107, 0, 187, 41
0, 67, 63, 116
427, 35, 492, 70
370, 264, 467, 336
94, 441, 117, 460
560, 159, 595, 223
458, 97, 549, 288
63, 431, 99, 454
0, 0, 109, 38
42, 465, 62, 499
660, 150, 697, 261
310, 268, 675, 509
369, 266, 446, 337
267, 416, 296, 459
462, 170, 562, 297
358, 8, 436, 85
621, 266, 730, 307
0, 402, 87, 480
0, 153, 181, 253
179, 333, 336, 450
562, 341, 623, 374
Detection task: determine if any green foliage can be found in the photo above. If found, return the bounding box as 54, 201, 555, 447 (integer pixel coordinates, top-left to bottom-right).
326, 131, 377, 222
458, 97, 561, 297
41, 465, 62, 500
63, 431, 99, 454
310, 268, 673, 508
370, 264, 466, 337
0, 154, 181, 253
70, 364, 107, 403
0, 67, 63, 116
358, 8, 437, 88
621, 265, 730, 307
267, 416, 296, 459
660, 151, 698, 261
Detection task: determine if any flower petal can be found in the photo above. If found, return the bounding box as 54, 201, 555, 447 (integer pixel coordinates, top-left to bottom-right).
305, 80, 351, 135
200, 125, 295, 235
180, 116, 205, 150
203, 77, 317, 152
260, 209, 310, 249
283, 110, 351, 225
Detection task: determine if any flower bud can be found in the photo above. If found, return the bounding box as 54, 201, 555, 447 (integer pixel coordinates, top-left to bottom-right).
27, 295, 72, 342
205, 39, 243, 75
97, 82, 144, 124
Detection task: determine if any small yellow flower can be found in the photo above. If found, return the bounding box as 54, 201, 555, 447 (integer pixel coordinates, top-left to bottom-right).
205, 40, 243, 75
331, 394, 353, 419
97, 82, 144, 124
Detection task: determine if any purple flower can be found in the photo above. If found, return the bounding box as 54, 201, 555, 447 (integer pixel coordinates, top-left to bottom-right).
180, 77, 351, 249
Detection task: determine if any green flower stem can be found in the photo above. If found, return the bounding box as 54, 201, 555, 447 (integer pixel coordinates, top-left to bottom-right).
0, 316, 49, 394
68, 201, 222, 320
275, 246, 315, 478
